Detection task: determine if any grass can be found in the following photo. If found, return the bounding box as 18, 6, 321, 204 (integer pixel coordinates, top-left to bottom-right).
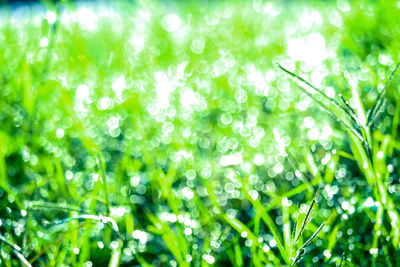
1, 0, 400, 266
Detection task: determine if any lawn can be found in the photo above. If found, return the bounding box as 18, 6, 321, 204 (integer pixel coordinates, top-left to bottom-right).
1, 0, 400, 266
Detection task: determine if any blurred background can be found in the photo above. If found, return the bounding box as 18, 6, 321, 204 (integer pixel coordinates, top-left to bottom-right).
1, 0, 400, 266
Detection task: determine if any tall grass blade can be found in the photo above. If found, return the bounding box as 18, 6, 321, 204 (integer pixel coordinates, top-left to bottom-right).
277, 64, 359, 127
339, 94, 361, 127
295, 189, 319, 243
291, 221, 326, 266
278, 64, 366, 145
367, 62, 400, 126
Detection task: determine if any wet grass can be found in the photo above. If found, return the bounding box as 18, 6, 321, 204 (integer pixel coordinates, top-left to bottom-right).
1, 0, 400, 266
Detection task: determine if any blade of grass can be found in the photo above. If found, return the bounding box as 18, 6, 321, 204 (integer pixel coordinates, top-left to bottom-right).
233, 238, 244, 267
0, 234, 32, 267
295, 189, 319, 243
291, 221, 325, 266
278, 64, 360, 129
367, 62, 400, 126
108, 239, 123, 267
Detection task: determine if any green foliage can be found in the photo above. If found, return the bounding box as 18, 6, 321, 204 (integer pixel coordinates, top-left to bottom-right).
1, 0, 400, 266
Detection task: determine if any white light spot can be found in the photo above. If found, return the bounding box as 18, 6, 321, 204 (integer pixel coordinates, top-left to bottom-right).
73, 248, 80, 254
77, 8, 98, 31
269, 239, 277, 247
182, 187, 194, 200
253, 154, 265, 166
263, 244, 270, 252
388, 164, 394, 172
320, 125, 332, 140
168, 214, 177, 223
110, 206, 127, 218
273, 163, 284, 174
249, 190, 259, 201
186, 254, 192, 262
112, 76, 126, 102
253, 1, 273, 14
130, 34, 145, 54
106, 116, 120, 130
181, 89, 200, 109
98, 97, 113, 110
282, 197, 292, 207
132, 230, 148, 244
40, 37, 48, 47
369, 248, 378, 256
337, 0, 351, 12
155, 71, 173, 110
184, 228, 192, 235
379, 55, 393, 66
110, 241, 119, 250
98, 241, 104, 249
241, 231, 248, 238
162, 14, 181, 32
76, 84, 89, 100
307, 128, 320, 140
377, 151, 384, 160
65, 170, 74, 180
45, 10, 57, 24
287, 33, 328, 66
130, 175, 140, 186
56, 129, 64, 139
202, 254, 215, 264
325, 86, 335, 98
303, 117, 315, 128
92, 174, 99, 182
341, 201, 350, 210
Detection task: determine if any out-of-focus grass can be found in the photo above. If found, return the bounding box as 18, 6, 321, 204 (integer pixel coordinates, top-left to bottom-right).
1, 0, 400, 266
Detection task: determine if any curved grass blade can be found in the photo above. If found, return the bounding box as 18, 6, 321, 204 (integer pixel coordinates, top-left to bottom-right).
29, 201, 90, 213
291, 221, 326, 266
367, 62, 400, 126
44, 214, 119, 232
0, 234, 32, 267
278, 64, 367, 146
339, 94, 361, 127
295, 189, 319, 243
277, 64, 360, 128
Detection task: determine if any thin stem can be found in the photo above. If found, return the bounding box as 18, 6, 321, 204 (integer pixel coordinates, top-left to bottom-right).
0, 234, 32, 267
278, 64, 358, 125
367, 62, 400, 126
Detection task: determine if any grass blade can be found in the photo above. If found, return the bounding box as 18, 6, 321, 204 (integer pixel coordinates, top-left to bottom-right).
278, 64, 366, 145
278, 64, 359, 127
367, 62, 400, 126
295, 189, 319, 243
44, 214, 119, 232
0, 234, 32, 267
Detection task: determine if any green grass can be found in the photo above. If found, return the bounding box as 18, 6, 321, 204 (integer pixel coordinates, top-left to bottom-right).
1, 0, 400, 266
